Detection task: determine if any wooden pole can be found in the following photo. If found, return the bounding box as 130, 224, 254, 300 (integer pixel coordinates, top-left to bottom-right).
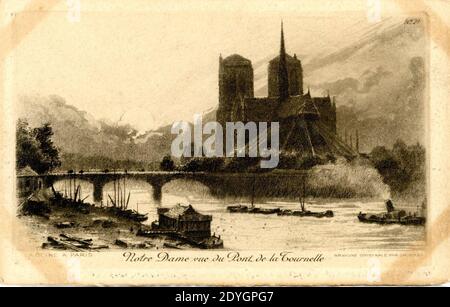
122, 177, 125, 209
251, 175, 255, 207
356, 130, 360, 153
113, 176, 117, 207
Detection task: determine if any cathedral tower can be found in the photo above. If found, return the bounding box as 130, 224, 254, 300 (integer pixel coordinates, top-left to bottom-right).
268, 24, 303, 98
217, 54, 254, 126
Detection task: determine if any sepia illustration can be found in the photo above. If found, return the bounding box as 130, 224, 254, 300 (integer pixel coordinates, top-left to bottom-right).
4, 0, 450, 287
13, 7, 429, 254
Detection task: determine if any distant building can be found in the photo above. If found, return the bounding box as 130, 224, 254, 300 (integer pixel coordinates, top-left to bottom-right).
217, 23, 355, 157
157, 204, 212, 239
16, 166, 43, 197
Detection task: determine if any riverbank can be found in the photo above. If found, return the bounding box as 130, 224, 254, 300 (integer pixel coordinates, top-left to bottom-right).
18, 191, 198, 251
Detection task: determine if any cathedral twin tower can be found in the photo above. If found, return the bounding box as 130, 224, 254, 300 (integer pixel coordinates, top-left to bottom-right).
216, 23, 350, 157
218, 23, 304, 126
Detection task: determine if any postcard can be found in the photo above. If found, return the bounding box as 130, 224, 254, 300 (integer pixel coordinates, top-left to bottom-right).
1, 0, 449, 286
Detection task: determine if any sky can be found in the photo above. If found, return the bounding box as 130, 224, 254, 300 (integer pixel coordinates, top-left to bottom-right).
8, 0, 407, 132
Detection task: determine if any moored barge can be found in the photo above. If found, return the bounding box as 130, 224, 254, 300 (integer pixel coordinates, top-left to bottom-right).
138, 204, 223, 249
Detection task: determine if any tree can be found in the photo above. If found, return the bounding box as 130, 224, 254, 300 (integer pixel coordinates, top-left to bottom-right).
16, 120, 61, 174
198, 157, 224, 172
369, 140, 426, 195
16, 119, 42, 170
33, 123, 61, 173
182, 158, 202, 172
160, 155, 175, 171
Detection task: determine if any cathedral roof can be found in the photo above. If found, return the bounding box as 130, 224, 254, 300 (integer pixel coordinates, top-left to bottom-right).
269, 53, 301, 64
222, 54, 252, 66
243, 97, 279, 122
300, 97, 320, 117
277, 95, 320, 119
313, 97, 332, 107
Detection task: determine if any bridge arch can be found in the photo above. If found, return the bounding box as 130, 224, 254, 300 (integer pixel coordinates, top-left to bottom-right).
160, 178, 214, 205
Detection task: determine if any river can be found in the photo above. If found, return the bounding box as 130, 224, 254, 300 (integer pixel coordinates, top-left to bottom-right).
53, 179, 426, 251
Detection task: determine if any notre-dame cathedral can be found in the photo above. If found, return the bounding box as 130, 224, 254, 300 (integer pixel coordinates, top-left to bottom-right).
216, 24, 356, 157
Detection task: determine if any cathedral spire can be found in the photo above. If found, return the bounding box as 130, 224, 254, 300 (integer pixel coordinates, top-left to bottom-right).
278, 21, 289, 101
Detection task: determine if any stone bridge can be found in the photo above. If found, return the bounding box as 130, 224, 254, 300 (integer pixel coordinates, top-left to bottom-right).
26, 171, 309, 203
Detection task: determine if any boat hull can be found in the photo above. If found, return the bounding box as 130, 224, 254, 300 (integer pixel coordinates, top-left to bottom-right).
277, 209, 334, 218
357, 213, 425, 226
226, 205, 280, 214
137, 229, 223, 249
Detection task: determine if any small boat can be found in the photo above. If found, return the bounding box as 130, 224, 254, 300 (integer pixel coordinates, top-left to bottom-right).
194, 235, 224, 249
42, 235, 108, 251
226, 205, 280, 214
106, 207, 148, 222
357, 200, 426, 226
105, 176, 148, 222
50, 185, 91, 214
163, 242, 182, 249
226, 176, 279, 215
277, 209, 334, 218
277, 181, 333, 218
226, 204, 249, 213
357, 212, 425, 225
253, 207, 281, 214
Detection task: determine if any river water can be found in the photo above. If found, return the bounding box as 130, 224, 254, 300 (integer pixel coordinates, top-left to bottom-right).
53, 179, 426, 251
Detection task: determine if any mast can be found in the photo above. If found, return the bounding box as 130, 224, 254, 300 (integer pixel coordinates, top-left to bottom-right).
300, 179, 306, 211
113, 172, 117, 207
251, 175, 256, 207
69, 178, 72, 200
126, 192, 130, 210
356, 130, 360, 153
123, 175, 127, 209
73, 175, 76, 200
118, 183, 122, 209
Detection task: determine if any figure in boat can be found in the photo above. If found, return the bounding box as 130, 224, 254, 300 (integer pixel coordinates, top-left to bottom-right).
358, 199, 425, 226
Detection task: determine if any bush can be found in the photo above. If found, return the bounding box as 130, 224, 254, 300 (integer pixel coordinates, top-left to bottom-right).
160, 155, 175, 171
308, 157, 390, 198
181, 157, 225, 172
299, 156, 323, 169
222, 157, 260, 172
369, 139, 425, 198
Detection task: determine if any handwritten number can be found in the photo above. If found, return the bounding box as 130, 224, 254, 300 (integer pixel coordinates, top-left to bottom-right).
405, 18, 421, 25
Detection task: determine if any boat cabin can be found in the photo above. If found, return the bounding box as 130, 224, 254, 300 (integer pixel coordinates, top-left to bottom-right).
157, 204, 212, 239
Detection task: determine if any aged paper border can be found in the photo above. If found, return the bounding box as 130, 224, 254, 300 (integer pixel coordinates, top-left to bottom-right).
0, 0, 449, 285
